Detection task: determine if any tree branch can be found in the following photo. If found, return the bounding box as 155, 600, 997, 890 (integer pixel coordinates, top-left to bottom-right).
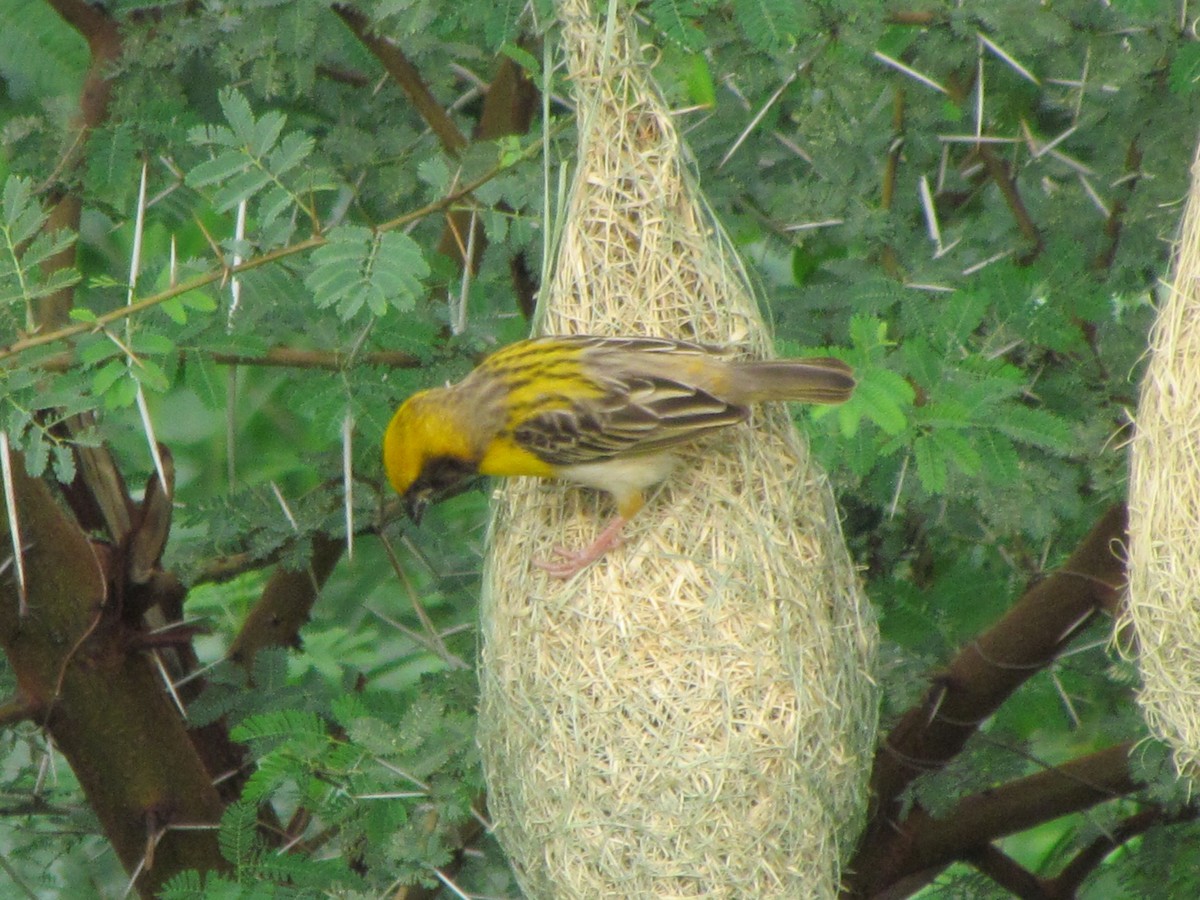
964, 845, 1047, 899
906, 743, 1138, 875
207, 347, 421, 370
39, 0, 122, 330
879, 85, 905, 278
1045, 804, 1198, 897
844, 503, 1127, 897
436, 51, 539, 280
32, 346, 423, 374
896, 748, 1198, 897
0, 696, 36, 727
1092, 137, 1143, 274
0, 457, 227, 896
332, 4, 468, 157
331, 4, 540, 297
977, 145, 1044, 263
227, 532, 345, 668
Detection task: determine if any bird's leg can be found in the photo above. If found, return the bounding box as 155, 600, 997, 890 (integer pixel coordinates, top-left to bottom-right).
534, 515, 629, 579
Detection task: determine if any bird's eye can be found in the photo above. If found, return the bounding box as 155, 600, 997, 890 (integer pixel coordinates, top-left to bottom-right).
420, 456, 476, 494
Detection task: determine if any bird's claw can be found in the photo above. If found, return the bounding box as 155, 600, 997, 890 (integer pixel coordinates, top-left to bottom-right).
533, 524, 627, 579
533, 547, 598, 579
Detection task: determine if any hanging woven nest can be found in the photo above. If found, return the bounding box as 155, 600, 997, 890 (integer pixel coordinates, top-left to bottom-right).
1126, 143, 1200, 780
476, 1, 879, 895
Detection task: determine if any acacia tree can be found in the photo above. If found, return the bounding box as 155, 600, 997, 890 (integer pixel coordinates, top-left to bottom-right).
1, 1, 1198, 897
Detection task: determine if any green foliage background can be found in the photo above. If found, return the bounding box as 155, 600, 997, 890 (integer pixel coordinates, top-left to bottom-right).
1, 0, 1197, 896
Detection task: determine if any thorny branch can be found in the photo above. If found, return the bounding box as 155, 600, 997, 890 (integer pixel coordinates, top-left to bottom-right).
844, 504, 1128, 897
332, 4, 469, 158
977, 145, 1043, 263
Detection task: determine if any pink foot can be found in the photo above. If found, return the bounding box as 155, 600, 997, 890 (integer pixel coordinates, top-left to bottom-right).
534, 516, 628, 579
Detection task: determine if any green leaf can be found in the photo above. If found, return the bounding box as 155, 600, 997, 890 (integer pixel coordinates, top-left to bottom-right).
934, 428, 983, 476
86, 123, 138, 196
157, 870, 201, 898
305, 226, 429, 320
159, 296, 188, 324
77, 337, 120, 367
733, 0, 803, 51
844, 367, 914, 436
989, 404, 1074, 454
901, 337, 942, 390
848, 314, 897, 359
267, 132, 312, 177
181, 290, 218, 312
133, 357, 169, 392
1, 175, 37, 231
218, 801, 261, 870
0, 175, 77, 308
24, 428, 49, 477
91, 358, 127, 396
186, 122, 234, 148
239, 751, 293, 804
185, 151, 249, 190
0, 0, 87, 102
231, 709, 324, 745
417, 156, 452, 194
104, 374, 139, 409
249, 110, 287, 159
1170, 42, 1200, 94
686, 52, 717, 107
51, 443, 76, 483
484, 0, 525, 50
499, 42, 541, 85
184, 355, 225, 410
11, 226, 74, 271
257, 185, 293, 226
915, 400, 970, 429
975, 431, 1021, 485
647, 0, 707, 49
913, 432, 948, 493
212, 168, 273, 213
218, 88, 258, 147
132, 331, 175, 355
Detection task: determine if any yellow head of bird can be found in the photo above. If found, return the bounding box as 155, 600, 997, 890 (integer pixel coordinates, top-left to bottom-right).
382, 388, 479, 523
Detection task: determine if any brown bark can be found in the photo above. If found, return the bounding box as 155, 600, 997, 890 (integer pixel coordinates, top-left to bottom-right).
436, 52, 540, 276
844, 504, 1127, 897
228, 532, 346, 668
0, 461, 227, 896
905, 743, 1138, 874
38, 0, 122, 330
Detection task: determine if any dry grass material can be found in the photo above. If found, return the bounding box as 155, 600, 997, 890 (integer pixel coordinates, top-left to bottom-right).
1126, 146, 1200, 781
475, 1, 879, 896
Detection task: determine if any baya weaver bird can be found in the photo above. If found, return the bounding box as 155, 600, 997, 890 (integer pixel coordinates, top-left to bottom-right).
383, 335, 854, 578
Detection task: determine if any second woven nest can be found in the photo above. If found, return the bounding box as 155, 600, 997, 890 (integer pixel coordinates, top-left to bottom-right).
1127, 143, 1200, 782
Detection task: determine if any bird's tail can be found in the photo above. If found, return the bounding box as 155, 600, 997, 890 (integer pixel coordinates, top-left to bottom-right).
732, 357, 856, 404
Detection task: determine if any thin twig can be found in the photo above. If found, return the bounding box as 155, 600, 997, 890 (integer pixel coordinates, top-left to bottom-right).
0, 433, 29, 617
873, 51, 949, 94
1, 147, 539, 364
376, 530, 469, 670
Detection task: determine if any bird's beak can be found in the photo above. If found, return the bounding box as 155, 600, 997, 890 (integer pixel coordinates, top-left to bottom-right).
404, 491, 430, 525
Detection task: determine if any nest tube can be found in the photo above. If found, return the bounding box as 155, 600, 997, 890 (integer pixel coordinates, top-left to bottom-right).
476, 1, 879, 895
1126, 143, 1200, 781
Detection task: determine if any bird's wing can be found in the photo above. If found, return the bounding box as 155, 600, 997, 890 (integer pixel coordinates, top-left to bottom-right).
513, 375, 748, 466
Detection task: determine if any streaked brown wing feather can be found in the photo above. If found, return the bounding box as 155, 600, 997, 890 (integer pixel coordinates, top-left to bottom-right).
513, 374, 748, 466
